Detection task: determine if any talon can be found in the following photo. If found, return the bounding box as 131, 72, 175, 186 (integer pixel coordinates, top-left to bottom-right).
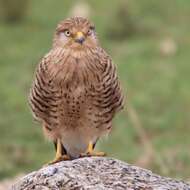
46, 154, 71, 165
44, 139, 70, 166
62, 154, 70, 161
80, 141, 106, 158
80, 152, 106, 158
92, 151, 106, 157
80, 153, 90, 158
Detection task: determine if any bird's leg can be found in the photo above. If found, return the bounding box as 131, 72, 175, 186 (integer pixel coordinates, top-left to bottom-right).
80, 141, 106, 157
47, 139, 70, 165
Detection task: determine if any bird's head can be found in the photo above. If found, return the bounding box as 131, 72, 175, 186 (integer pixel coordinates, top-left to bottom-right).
53, 17, 98, 51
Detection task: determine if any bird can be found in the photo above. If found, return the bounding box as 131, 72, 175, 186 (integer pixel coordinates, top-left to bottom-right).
29, 17, 124, 164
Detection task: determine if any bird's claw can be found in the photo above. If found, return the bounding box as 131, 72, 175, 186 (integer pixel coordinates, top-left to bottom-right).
80, 151, 106, 158
45, 154, 71, 166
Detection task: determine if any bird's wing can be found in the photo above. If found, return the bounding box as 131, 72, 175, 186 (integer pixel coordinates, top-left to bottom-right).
29, 51, 62, 131
89, 48, 124, 128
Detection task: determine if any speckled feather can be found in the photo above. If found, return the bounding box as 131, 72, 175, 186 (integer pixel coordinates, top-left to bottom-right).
29, 17, 124, 158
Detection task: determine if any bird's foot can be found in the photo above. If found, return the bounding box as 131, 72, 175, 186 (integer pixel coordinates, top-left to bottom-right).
80, 151, 106, 157
79, 141, 106, 157
45, 154, 71, 166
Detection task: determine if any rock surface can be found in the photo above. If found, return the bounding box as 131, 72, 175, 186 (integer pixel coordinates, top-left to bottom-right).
12, 157, 190, 190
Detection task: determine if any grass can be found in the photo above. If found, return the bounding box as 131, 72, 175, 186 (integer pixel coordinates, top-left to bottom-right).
0, 0, 190, 181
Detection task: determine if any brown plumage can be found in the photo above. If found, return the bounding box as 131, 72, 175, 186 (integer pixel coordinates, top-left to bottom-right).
29, 17, 124, 163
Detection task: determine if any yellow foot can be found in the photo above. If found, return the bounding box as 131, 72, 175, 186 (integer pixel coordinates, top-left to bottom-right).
45, 154, 70, 166
79, 141, 106, 158
80, 151, 106, 157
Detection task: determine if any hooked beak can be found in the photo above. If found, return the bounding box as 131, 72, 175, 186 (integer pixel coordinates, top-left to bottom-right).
75, 31, 85, 45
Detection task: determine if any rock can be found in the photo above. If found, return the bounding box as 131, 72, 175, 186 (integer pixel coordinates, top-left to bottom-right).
12, 157, 190, 190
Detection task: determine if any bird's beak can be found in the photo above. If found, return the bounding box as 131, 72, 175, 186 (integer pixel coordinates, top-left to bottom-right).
75, 31, 85, 45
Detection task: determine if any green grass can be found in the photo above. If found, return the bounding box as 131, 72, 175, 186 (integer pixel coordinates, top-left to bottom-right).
0, 0, 190, 181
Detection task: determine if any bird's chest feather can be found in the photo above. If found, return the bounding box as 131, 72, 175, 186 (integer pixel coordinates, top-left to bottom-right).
60, 85, 86, 125
58, 82, 104, 159
50, 54, 108, 131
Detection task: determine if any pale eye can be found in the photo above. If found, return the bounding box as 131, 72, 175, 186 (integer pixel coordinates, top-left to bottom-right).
87, 29, 92, 36
87, 26, 95, 36
64, 30, 71, 37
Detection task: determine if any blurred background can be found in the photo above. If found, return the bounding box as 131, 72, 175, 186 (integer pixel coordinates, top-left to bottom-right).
0, 0, 190, 187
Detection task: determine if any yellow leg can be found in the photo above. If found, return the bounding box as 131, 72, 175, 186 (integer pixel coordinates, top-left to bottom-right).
46, 139, 70, 165
80, 141, 106, 157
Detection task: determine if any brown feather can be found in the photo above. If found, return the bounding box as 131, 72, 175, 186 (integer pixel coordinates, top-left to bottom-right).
29, 17, 124, 158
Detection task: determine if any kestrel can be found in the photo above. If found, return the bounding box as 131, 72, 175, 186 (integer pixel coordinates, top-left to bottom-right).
29, 17, 124, 164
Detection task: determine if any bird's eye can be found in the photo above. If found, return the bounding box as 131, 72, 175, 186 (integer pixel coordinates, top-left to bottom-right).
87, 26, 95, 36
64, 30, 71, 37
87, 28, 94, 36
87, 29, 92, 36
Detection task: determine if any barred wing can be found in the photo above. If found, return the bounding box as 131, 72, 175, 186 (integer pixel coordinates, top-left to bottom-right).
29, 52, 61, 130
89, 49, 124, 129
